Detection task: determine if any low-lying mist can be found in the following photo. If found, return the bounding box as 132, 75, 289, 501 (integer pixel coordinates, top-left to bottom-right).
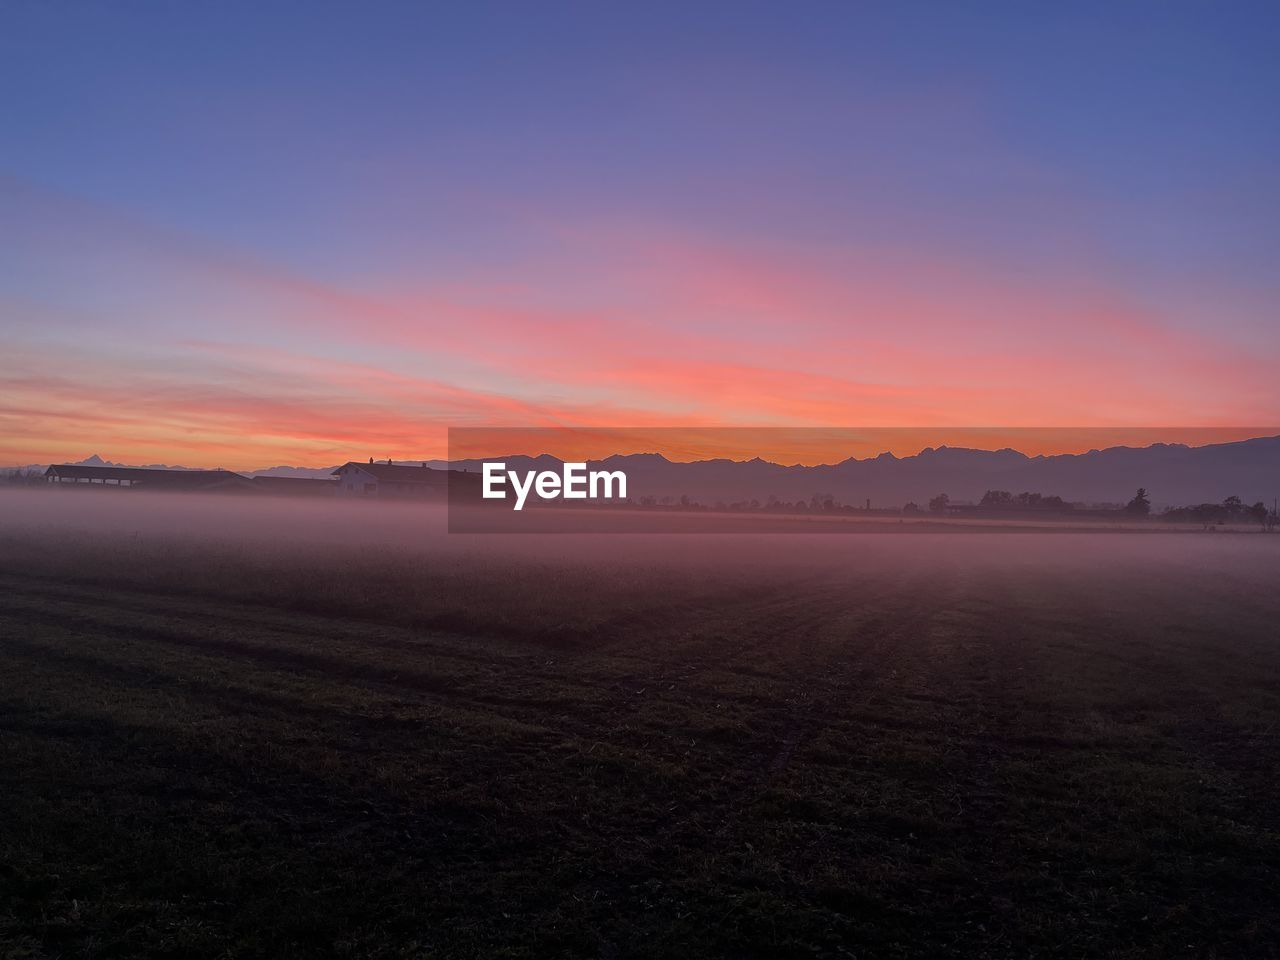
4, 487, 1277, 651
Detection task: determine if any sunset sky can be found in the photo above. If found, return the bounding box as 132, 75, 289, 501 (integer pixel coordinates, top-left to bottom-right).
2, 2, 1278, 469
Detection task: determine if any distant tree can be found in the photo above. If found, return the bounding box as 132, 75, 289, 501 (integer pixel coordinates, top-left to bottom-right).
902, 501, 920, 514
1223, 495, 1243, 515
1163, 502, 1233, 529
1, 468, 44, 487
980, 490, 1013, 507
1125, 488, 1151, 516
1248, 501, 1269, 530
928, 493, 950, 514
1193, 503, 1226, 530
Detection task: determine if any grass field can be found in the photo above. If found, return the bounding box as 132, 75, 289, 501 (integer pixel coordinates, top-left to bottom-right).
1, 490, 1278, 958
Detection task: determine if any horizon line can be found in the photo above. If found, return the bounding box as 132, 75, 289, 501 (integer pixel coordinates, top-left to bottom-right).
12, 429, 1280, 474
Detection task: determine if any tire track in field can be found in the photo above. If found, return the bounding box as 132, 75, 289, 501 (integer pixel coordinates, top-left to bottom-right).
559, 560, 985, 934
0, 577, 854, 760
0, 571, 540, 662
630, 561, 978, 842
756, 561, 979, 780
0, 601, 638, 752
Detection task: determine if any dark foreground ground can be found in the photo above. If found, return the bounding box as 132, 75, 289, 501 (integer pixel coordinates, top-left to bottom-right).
1, 502, 1278, 958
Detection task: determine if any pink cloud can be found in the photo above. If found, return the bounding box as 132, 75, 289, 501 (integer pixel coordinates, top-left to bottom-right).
3, 177, 1276, 468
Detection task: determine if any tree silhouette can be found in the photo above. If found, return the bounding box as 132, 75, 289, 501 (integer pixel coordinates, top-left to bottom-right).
928, 493, 950, 514
1192, 502, 1223, 530
1125, 488, 1151, 516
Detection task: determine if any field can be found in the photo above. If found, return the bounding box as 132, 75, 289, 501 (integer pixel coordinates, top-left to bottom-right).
1, 490, 1278, 959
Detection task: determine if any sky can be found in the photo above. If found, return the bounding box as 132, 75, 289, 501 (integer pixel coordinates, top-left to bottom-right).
2, 1, 1278, 469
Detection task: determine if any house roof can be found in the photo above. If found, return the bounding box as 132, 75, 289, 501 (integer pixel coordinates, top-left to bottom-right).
333, 461, 452, 484
332, 461, 485, 490
45, 464, 249, 486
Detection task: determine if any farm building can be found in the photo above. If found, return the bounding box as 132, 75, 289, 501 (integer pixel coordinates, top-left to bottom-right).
44, 464, 258, 492
43, 464, 336, 496
331, 460, 482, 500
41, 460, 481, 500
332, 460, 450, 498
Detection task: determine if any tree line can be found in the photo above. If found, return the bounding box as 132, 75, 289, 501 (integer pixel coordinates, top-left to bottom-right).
920, 486, 1277, 530
1158, 493, 1276, 530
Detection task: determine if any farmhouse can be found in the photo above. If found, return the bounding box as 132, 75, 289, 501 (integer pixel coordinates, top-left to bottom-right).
332, 460, 459, 499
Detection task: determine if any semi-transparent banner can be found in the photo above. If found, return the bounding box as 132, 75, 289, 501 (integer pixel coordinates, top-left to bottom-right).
444, 427, 1280, 533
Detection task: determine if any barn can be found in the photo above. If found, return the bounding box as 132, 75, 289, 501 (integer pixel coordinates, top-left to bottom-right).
44, 464, 258, 492
43, 464, 336, 496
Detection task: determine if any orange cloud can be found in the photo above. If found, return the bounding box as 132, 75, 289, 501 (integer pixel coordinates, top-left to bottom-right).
2, 178, 1277, 469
